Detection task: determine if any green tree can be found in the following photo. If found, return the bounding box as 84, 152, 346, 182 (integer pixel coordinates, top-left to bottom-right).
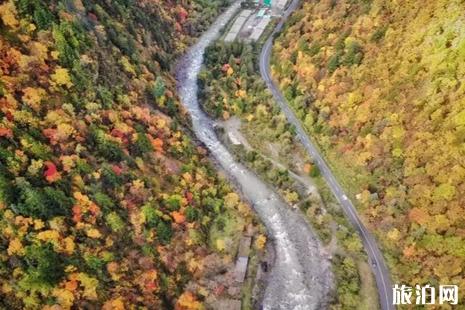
151, 77, 165, 99
12, 179, 72, 219
156, 221, 172, 244
22, 244, 65, 287
133, 130, 153, 156
328, 53, 341, 73
105, 212, 125, 233
185, 206, 199, 222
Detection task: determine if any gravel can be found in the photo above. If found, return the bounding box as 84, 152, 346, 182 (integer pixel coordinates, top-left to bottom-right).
175, 2, 334, 309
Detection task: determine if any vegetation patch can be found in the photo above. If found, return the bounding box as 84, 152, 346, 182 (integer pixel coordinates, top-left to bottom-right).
272, 0, 465, 303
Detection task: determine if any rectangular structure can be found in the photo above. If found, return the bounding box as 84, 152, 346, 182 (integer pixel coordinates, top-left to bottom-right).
234, 256, 249, 282
249, 16, 271, 41
224, 10, 253, 42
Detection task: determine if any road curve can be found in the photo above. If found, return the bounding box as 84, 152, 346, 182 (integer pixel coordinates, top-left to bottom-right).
176, 2, 333, 309
259, 0, 395, 309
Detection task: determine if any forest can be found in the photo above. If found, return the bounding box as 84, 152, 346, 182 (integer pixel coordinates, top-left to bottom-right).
272, 0, 465, 302
0, 0, 260, 309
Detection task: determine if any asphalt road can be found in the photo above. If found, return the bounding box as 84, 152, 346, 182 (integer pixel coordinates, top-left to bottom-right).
259, 0, 395, 309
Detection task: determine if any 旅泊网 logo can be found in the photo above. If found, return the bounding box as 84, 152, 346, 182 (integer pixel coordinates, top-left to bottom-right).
392, 284, 458, 305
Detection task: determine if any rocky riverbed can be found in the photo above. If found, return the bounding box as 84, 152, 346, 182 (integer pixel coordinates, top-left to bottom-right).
175, 2, 333, 309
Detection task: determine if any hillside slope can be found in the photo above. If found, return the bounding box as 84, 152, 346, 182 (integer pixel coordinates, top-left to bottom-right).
0, 0, 255, 309
272, 0, 465, 299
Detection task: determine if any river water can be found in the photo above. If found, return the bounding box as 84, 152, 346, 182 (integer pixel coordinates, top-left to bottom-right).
175, 2, 333, 309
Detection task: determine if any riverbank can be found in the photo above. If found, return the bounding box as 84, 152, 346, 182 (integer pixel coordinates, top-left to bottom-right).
176, 1, 334, 309
216, 107, 379, 309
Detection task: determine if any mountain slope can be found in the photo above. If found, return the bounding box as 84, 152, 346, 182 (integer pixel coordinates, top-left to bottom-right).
0, 0, 254, 309
272, 0, 465, 299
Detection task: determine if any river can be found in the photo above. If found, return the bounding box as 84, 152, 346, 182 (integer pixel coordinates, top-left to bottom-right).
175, 2, 333, 309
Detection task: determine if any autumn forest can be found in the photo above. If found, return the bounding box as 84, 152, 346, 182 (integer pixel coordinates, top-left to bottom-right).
0, 0, 256, 308
272, 0, 465, 303
1, 0, 465, 308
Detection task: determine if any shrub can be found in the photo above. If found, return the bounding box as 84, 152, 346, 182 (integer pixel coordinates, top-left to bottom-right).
309, 165, 320, 177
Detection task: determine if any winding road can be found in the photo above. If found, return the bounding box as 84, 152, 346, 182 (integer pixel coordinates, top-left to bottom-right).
259, 0, 395, 309
176, 2, 333, 309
